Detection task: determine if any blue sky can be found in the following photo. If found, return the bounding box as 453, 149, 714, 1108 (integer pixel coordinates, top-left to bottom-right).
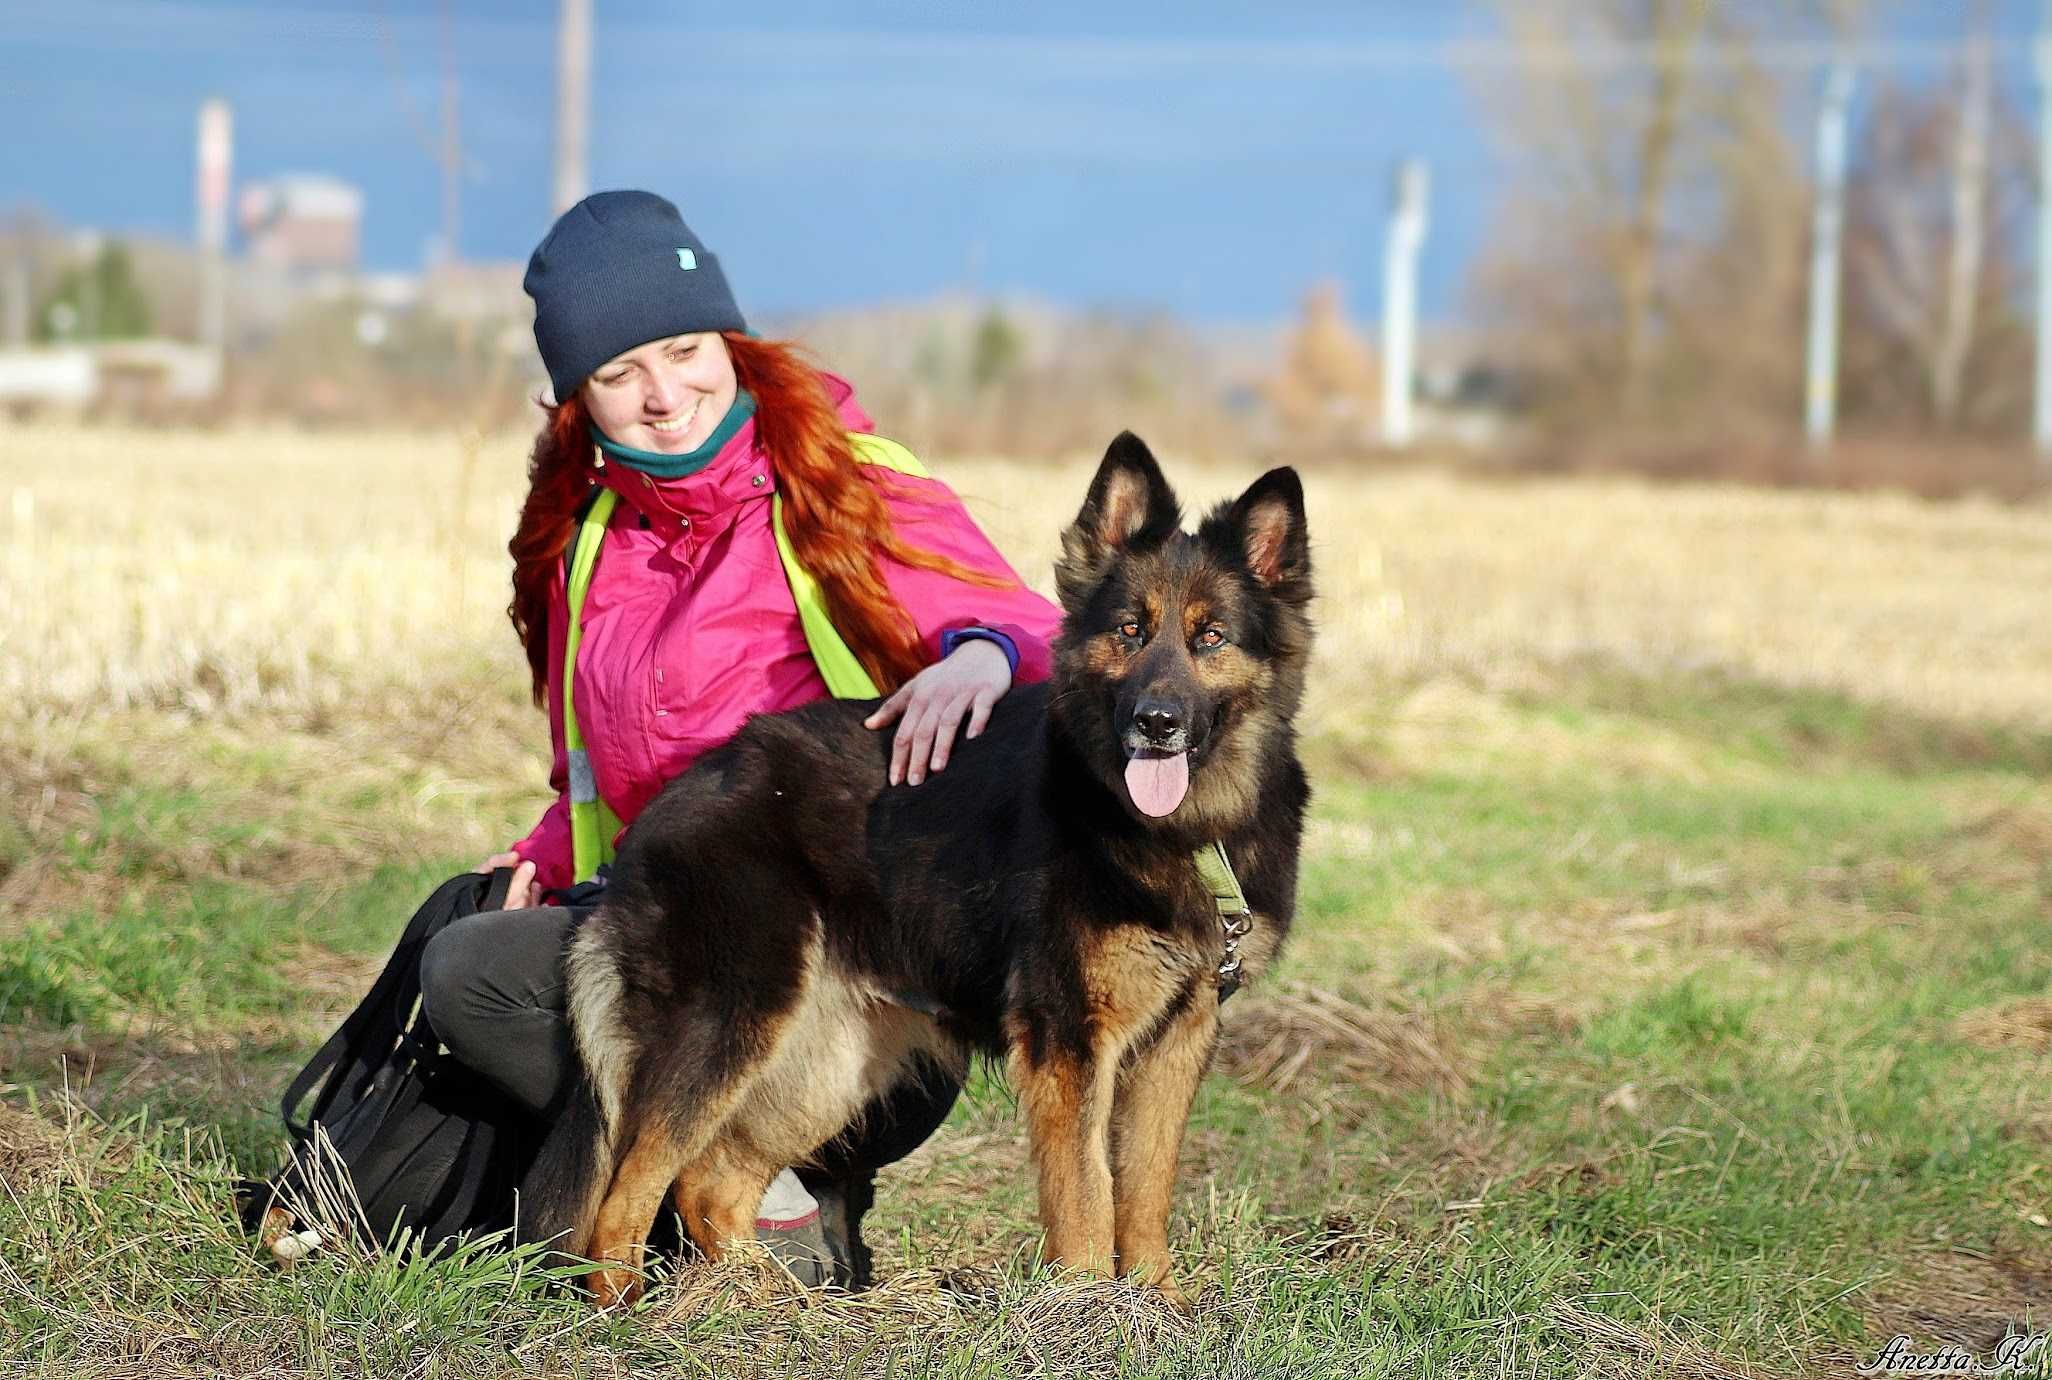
5, 1, 2044, 325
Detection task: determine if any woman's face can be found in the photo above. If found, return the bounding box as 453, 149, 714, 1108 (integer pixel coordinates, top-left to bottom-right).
581, 331, 739, 454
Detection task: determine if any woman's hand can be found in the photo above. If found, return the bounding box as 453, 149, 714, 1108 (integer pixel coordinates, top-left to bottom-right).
474, 851, 541, 910
862, 638, 1012, 786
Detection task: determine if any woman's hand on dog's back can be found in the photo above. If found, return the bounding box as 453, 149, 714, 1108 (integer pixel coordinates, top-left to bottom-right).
862, 638, 1012, 787
474, 852, 541, 910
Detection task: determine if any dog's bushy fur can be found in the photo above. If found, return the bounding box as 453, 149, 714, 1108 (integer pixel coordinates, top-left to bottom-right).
516, 433, 1313, 1306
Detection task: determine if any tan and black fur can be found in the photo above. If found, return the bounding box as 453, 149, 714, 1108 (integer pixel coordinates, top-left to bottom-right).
515, 433, 1313, 1308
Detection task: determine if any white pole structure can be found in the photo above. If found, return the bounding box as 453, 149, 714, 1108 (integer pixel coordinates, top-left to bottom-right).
1805, 59, 1853, 451
2, 230, 26, 346
2035, 1, 2052, 461
439, 0, 461, 267
196, 99, 231, 352
1382, 158, 1428, 448
553, 0, 592, 216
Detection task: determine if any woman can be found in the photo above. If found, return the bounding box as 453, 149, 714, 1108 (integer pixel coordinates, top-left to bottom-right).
417, 190, 1060, 1284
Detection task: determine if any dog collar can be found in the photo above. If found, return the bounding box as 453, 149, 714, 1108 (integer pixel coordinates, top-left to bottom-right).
1194, 841, 1254, 1002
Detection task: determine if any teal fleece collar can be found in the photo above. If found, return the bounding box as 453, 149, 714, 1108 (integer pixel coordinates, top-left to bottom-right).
590, 388, 757, 479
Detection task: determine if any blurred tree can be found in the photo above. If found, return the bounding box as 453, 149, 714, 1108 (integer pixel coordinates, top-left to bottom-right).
1478, 0, 1714, 418
1266, 281, 1378, 443
1933, 7, 1994, 427
1840, 56, 2035, 437
35, 241, 153, 341
1471, 0, 1894, 436
1660, 18, 1811, 431
968, 306, 1023, 391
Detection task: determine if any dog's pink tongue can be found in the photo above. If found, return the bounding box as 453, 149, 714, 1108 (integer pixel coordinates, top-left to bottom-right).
1125, 752, 1190, 818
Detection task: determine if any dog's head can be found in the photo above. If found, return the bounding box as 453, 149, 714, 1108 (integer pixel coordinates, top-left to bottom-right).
1050, 432, 1313, 832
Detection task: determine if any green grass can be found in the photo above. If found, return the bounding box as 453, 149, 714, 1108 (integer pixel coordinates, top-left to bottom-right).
5, 666, 2051, 1377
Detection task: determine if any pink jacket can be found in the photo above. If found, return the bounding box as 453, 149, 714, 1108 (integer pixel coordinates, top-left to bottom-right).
509, 374, 1061, 893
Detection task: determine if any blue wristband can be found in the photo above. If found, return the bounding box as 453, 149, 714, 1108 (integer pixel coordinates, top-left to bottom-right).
940, 626, 1020, 677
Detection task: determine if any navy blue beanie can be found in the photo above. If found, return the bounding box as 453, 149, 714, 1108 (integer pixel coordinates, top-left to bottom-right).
524, 190, 749, 403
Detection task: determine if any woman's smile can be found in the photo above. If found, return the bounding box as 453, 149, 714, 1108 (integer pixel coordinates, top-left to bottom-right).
646, 396, 705, 443
584, 330, 739, 454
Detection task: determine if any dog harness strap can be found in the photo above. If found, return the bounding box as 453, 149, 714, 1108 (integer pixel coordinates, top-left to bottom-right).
559, 435, 932, 880
1194, 841, 1254, 1001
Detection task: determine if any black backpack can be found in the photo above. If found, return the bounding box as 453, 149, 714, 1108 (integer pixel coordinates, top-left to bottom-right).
237, 866, 546, 1256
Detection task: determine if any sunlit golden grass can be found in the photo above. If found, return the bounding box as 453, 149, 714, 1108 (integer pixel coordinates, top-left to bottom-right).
3, 421, 2048, 734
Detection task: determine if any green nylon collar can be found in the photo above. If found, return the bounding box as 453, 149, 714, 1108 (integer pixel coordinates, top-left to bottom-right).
590, 388, 758, 478
1193, 840, 1249, 917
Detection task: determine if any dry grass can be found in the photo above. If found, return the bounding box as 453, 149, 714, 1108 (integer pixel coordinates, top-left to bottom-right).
1543, 1300, 1775, 1380
4, 423, 2049, 738
1858, 1245, 2052, 1357
1218, 981, 1469, 1098
0, 1099, 117, 1195
1953, 998, 2052, 1054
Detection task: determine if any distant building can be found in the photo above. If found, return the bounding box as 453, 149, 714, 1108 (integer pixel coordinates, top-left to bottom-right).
237, 175, 363, 274
0, 340, 221, 416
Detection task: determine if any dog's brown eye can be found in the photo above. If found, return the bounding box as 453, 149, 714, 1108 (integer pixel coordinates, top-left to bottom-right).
1118, 621, 1142, 640
1197, 627, 1226, 649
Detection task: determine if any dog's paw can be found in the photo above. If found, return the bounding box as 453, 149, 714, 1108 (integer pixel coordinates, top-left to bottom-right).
1151, 1276, 1192, 1314
587, 1265, 645, 1310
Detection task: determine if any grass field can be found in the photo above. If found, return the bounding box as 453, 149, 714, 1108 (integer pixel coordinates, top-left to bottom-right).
3, 423, 2051, 1378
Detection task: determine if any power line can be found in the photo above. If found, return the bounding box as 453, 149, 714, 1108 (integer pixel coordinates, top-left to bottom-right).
11, 9, 2034, 74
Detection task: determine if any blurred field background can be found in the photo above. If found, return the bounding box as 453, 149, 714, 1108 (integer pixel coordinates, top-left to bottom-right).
9, 1, 2052, 1377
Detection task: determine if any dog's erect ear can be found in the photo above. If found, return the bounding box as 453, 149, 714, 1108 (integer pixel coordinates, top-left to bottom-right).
1055, 432, 1181, 609
1215, 466, 1310, 600
1076, 432, 1179, 552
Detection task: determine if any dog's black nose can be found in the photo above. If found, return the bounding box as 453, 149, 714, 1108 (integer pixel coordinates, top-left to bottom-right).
1134, 702, 1182, 743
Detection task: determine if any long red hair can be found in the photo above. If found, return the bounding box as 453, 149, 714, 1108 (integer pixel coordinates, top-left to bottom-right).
507, 334, 1008, 704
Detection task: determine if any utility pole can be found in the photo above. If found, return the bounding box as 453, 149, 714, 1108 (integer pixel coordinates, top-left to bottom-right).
2, 262, 24, 346
438, 0, 461, 267
1381, 158, 1428, 448
1805, 59, 1853, 451
195, 98, 231, 352
75, 231, 102, 342
553, 0, 592, 216
2035, 0, 2052, 461
2, 209, 27, 346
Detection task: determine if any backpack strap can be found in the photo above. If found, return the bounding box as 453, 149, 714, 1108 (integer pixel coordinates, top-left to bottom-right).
561, 483, 606, 589
281, 866, 514, 1142
564, 487, 625, 883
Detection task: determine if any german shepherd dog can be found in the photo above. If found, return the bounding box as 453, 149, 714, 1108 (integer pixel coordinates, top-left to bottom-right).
516, 433, 1312, 1308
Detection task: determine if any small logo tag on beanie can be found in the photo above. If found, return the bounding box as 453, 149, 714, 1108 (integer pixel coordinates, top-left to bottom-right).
676, 248, 697, 270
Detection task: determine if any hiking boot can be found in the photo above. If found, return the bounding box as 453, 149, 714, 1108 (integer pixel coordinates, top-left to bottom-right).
800, 1168, 875, 1291
754, 1167, 833, 1287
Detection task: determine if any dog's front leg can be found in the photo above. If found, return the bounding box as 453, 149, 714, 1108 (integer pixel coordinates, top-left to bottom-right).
1012, 1030, 1119, 1276
1110, 989, 1217, 1310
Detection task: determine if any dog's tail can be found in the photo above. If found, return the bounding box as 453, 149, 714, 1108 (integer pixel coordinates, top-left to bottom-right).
514, 1071, 616, 1264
